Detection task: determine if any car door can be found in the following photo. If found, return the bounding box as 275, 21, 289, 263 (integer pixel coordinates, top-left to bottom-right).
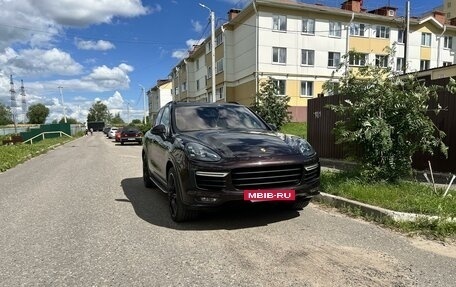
147, 105, 171, 186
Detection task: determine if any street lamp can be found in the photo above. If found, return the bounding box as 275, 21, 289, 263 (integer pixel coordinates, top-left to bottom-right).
199, 3, 216, 103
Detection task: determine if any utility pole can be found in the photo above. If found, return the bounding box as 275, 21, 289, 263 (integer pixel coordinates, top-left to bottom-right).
58, 86, 67, 123
139, 84, 147, 124
127, 102, 130, 124
9, 75, 17, 134
199, 3, 216, 103
20, 80, 27, 124
403, 1, 410, 73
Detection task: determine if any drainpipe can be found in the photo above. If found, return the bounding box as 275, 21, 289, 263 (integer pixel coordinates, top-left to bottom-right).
253, 1, 258, 101
437, 25, 447, 67
345, 13, 355, 77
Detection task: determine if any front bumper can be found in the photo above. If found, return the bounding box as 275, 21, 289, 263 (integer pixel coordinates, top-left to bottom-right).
178, 155, 320, 208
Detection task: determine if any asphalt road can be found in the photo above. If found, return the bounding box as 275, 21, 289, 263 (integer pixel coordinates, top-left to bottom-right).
0, 133, 455, 287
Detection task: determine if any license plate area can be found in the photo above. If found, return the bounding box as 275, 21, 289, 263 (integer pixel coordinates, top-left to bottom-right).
244, 189, 295, 202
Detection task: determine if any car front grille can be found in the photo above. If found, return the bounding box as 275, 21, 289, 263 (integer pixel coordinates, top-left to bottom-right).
195, 163, 320, 191
232, 165, 303, 189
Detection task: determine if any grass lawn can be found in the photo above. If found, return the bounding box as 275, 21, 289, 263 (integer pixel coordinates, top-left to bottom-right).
0, 136, 76, 172
321, 171, 456, 239
280, 122, 307, 138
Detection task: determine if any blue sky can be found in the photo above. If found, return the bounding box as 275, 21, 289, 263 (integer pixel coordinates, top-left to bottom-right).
0, 0, 441, 124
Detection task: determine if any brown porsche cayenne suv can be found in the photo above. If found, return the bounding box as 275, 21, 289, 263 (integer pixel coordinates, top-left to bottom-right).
142, 101, 320, 222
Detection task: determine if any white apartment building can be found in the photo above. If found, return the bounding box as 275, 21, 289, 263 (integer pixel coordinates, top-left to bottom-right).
169, 0, 456, 121
147, 79, 172, 122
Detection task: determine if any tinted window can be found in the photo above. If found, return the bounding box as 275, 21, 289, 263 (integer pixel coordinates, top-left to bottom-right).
174, 105, 268, 132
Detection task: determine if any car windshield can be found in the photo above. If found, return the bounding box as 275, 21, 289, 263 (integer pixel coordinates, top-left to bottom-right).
174, 105, 268, 132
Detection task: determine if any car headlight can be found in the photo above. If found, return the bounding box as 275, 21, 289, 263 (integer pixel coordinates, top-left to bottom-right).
186, 143, 221, 162
288, 136, 315, 156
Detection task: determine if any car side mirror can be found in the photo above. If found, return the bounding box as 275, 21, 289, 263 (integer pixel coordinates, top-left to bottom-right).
151, 124, 166, 135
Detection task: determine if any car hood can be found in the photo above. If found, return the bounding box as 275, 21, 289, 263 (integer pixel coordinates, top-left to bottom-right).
182, 130, 300, 158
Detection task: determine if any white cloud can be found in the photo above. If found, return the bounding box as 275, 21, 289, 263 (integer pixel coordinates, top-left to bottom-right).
172, 39, 203, 59
27, 0, 150, 27
191, 20, 203, 33
103, 91, 125, 109
0, 47, 84, 77
76, 39, 115, 51
82, 64, 133, 91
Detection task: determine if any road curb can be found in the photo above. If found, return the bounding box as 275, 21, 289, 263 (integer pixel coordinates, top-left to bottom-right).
314, 192, 455, 223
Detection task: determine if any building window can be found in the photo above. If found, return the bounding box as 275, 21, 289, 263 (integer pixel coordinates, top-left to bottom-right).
443, 61, 453, 66
273, 15, 287, 31
375, 55, 388, 68
207, 92, 212, 103
350, 23, 365, 36
196, 59, 200, 70
216, 87, 224, 99
301, 81, 313, 97
329, 21, 342, 37
328, 52, 341, 67
206, 41, 211, 53
398, 30, 405, 43
196, 79, 200, 91
302, 18, 315, 34
420, 60, 430, 70
444, 36, 453, 49
349, 53, 367, 66
207, 66, 212, 78
301, 49, 315, 65
216, 59, 224, 73
421, 33, 431, 46
396, 57, 404, 71
375, 26, 390, 39
181, 82, 186, 91
273, 47, 287, 64
273, 79, 286, 95
216, 33, 223, 46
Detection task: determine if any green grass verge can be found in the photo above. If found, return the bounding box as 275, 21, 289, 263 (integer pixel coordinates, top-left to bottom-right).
0, 136, 75, 172
320, 171, 456, 239
280, 122, 307, 138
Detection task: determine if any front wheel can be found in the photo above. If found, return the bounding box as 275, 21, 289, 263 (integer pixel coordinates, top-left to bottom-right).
168, 167, 198, 222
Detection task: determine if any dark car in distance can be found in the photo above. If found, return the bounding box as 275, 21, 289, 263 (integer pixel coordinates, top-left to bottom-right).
120, 127, 142, 145
142, 101, 320, 222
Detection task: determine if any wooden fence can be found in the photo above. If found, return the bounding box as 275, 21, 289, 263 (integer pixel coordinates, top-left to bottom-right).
307, 87, 456, 173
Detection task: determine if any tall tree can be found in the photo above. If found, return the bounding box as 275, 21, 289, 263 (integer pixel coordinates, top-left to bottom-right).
251, 77, 291, 129
0, 103, 13, 125
87, 101, 110, 122
27, 103, 49, 124
59, 117, 78, 124
111, 113, 124, 125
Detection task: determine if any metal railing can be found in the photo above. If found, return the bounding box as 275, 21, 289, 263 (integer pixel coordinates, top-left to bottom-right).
23, 131, 72, 144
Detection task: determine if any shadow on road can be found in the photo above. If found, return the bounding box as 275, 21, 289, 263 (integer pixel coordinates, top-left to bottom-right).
120, 177, 300, 230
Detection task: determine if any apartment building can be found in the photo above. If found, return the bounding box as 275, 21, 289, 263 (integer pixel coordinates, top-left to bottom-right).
169, 0, 456, 122
147, 79, 172, 122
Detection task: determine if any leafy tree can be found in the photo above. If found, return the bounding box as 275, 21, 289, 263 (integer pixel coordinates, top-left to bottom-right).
324, 50, 449, 182
87, 101, 110, 122
131, 119, 142, 125
27, 103, 49, 124
252, 77, 291, 129
111, 113, 124, 125
59, 117, 78, 124
0, 103, 13, 125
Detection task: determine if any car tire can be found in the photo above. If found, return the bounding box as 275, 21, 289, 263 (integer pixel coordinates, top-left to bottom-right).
143, 156, 155, 188
283, 198, 311, 210
168, 167, 198, 222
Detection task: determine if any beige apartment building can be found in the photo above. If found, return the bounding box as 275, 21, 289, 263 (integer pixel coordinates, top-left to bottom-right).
169, 0, 456, 122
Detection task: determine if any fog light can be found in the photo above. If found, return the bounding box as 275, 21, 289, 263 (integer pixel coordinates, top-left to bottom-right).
199, 197, 218, 203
